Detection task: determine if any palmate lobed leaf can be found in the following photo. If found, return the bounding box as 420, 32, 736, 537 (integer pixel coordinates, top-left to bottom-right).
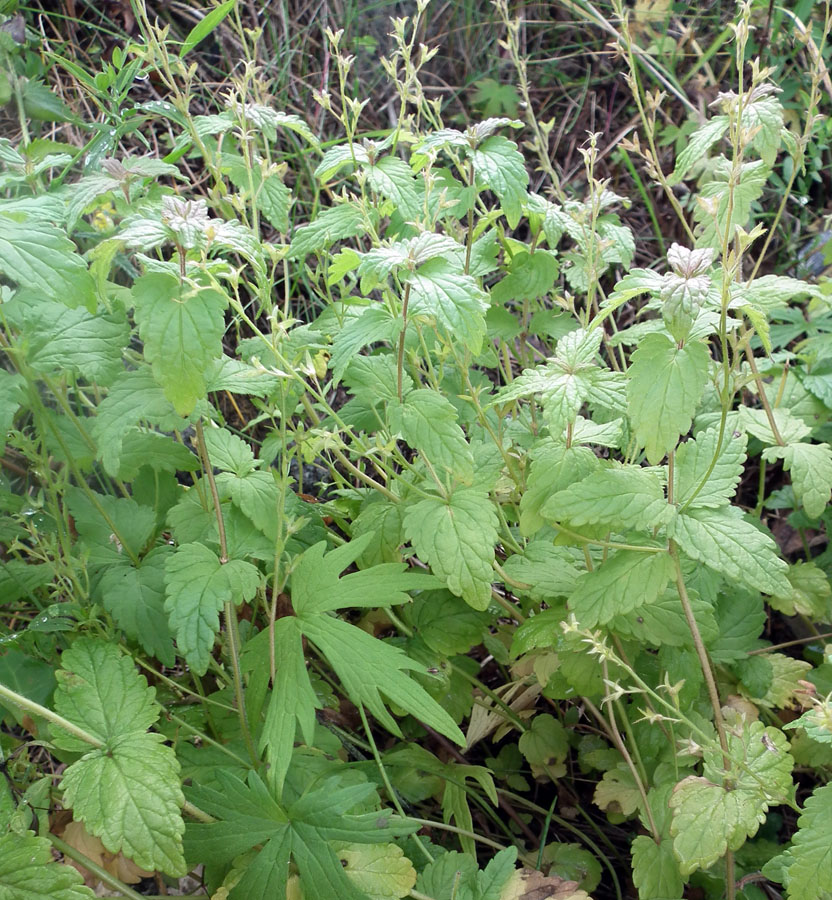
186, 771, 417, 900
261, 537, 463, 792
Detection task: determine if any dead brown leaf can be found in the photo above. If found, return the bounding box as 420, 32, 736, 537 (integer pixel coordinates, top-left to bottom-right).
500, 867, 592, 900
58, 820, 152, 886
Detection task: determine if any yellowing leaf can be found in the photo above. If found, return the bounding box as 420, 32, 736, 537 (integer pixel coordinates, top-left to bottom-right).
339, 842, 417, 900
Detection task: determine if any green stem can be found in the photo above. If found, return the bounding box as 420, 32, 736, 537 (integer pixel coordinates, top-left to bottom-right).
0, 682, 102, 748
194, 421, 258, 767
407, 818, 509, 852
669, 543, 730, 764
397, 282, 412, 403
358, 705, 433, 864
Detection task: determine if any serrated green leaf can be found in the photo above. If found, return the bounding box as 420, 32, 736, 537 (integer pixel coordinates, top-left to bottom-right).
471, 134, 528, 228
501, 541, 581, 602
203, 426, 257, 476
99, 546, 176, 667
114, 429, 199, 481
0, 831, 94, 900
404, 488, 498, 610
785, 700, 832, 746
0, 369, 24, 435
763, 442, 832, 519
771, 561, 832, 619
627, 333, 710, 465
256, 172, 291, 232
695, 159, 769, 250
52, 640, 185, 875
409, 591, 490, 656
11, 297, 129, 385
494, 328, 623, 433
631, 835, 684, 900
416, 851, 478, 900
674, 425, 746, 509
0, 216, 95, 310
491, 250, 558, 304
569, 550, 674, 628
542, 465, 671, 532
66, 488, 156, 567
601, 267, 664, 314
92, 368, 199, 477
611, 586, 718, 647
668, 115, 730, 185
391, 389, 474, 481
781, 782, 832, 899
478, 847, 518, 900
518, 714, 568, 769
290, 203, 366, 259
164, 543, 260, 674
365, 155, 421, 222
132, 273, 227, 416
670, 721, 792, 875
707, 589, 766, 662
670, 506, 789, 595
330, 306, 399, 385
519, 442, 600, 536
404, 258, 489, 354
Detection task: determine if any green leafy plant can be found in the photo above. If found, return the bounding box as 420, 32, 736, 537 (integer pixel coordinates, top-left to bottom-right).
3, 1, 832, 899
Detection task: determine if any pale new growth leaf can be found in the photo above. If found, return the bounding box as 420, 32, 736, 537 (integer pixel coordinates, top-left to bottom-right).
340, 842, 418, 900
670, 506, 790, 595
404, 487, 498, 610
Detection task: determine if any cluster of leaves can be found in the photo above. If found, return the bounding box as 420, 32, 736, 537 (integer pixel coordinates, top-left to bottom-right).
4, 2, 832, 900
